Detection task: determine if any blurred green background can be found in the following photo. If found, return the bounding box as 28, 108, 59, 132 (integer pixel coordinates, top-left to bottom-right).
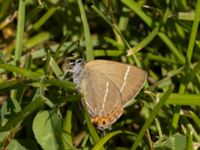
0, 0, 200, 149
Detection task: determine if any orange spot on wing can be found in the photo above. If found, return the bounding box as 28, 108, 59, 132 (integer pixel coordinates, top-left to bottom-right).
91, 105, 123, 129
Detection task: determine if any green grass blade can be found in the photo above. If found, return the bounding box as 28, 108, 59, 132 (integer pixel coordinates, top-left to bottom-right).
62, 107, 76, 150
0, 0, 12, 19
186, 0, 200, 63
91, 5, 130, 49
0, 95, 46, 132
122, 0, 185, 64
165, 94, 200, 105
127, 27, 159, 55
50, 57, 63, 78
158, 32, 185, 64
78, 0, 94, 61
131, 86, 173, 150
33, 7, 57, 30
190, 111, 200, 128
92, 130, 134, 150
0, 64, 43, 79
43, 79, 75, 92
186, 131, 193, 150
177, 12, 196, 21
14, 0, 25, 66
181, 113, 200, 141
90, 131, 115, 150
0, 79, 28, 90
121, 0, 152, 26
25, 32, 51, 49
147, 53, 177, 64
94, 49, 125, 57
83, 105, 100, 144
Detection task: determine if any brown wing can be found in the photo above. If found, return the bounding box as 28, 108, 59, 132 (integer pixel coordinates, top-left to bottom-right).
85, 60, 147, 107
80, 69, 123, 129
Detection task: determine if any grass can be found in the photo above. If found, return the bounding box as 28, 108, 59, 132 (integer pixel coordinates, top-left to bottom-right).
0, 0, 200, 150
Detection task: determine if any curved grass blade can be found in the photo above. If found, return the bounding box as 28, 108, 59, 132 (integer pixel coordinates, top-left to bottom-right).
92, 130, 135, 150
62, 107, 76, 150
122, 0, 185, 64
190, 111, 200, 128
14, 0, 25, 66
0, 64, 43, 79
78, 0, 94, 61
186, 0, 200, 64
165, 94, 200, 105
127, 27, 159, 56
0, 95, 46, 132
43, 79, 75, 92
131, 86, 173, 150
0, 79, 30, 90
50, 57, 63, 78
83, 105, 100, 144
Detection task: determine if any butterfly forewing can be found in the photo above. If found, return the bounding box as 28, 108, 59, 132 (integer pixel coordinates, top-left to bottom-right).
85, 60, 147, 107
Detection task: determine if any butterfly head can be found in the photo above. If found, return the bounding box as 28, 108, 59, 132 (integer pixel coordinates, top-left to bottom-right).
72, 59, 85, 87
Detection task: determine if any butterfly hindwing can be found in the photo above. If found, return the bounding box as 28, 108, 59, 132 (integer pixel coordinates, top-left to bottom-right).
80, 69, 123, 129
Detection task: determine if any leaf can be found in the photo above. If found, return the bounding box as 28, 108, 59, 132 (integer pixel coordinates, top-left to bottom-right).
33, 110, 62, 150
154, 133, 187, 150
7, 140, 28, 150
7, 139, 39, 150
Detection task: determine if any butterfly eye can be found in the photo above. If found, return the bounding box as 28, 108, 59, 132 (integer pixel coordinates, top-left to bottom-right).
75, 58, 84, 65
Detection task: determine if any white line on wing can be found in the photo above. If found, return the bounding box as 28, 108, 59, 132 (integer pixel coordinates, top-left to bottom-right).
99, 82, 109, 115
120, 66, 130, 92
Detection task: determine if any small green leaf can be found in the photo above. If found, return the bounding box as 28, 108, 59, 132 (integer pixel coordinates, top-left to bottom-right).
154, 133, 186, 150
33, 110, 62, 150
7, 139, 27, 150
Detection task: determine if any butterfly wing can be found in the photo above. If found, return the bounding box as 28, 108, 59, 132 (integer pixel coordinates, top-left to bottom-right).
85, 60, 147, 107
80, 69, 123, 129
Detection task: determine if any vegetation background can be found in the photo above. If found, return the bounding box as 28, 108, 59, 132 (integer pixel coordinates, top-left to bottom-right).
0, 0, 200, 149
